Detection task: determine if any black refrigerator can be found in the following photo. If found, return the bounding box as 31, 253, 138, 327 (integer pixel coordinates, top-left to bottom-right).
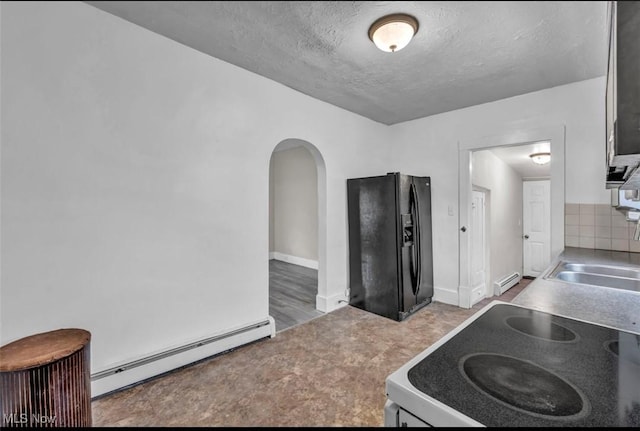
347, 172, 433, 321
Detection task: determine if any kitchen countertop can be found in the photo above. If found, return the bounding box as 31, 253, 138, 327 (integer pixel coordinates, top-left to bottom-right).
512, 246, 640, 335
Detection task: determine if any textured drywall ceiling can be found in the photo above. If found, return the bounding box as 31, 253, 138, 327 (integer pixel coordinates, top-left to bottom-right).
85, 1, 608, 125
489, 141, 551, 179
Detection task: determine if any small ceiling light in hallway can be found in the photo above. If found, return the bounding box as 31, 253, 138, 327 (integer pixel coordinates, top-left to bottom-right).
368, 13, 419, 52
529, 152, 551, 165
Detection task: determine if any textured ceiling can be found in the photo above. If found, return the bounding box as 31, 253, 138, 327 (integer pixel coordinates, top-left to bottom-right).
489, 141, 551, 179
85, 1, 608, 125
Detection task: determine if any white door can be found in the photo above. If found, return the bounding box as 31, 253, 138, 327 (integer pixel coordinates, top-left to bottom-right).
523, 180, 551, 277
471, 190, 486, 299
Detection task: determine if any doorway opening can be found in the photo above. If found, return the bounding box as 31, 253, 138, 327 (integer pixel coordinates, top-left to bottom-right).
268, 139, 326, 332
459, 126, 564, 308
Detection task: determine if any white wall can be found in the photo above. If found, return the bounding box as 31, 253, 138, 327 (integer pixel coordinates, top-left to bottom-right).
390, 77, 607, 303
0, 1, 609, 386
472, 150, 523, 285
0, 1, 392, 375
269, 145, 318, 263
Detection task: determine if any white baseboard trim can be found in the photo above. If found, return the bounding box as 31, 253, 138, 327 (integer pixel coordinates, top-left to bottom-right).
470, 283, 486, 306
457, 283, 486, 308
91, 317, 275, 398
316, 291, 348, 313
269, 252, 318, 270
457, 284, 473, 309
433, 285, 459, 306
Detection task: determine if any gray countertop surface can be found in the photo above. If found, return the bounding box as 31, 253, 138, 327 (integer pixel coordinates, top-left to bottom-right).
512, 246, 640, 334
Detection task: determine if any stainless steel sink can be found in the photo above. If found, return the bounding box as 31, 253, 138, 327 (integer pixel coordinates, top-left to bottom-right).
547, 261, 640, 293
559, 262, 640, 279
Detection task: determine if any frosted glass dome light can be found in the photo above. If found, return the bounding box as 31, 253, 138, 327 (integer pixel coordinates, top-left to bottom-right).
530, 152, 551, 165
369, 14, 419, 53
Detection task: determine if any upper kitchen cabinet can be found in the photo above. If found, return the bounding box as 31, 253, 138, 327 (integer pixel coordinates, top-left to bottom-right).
606, 1, 640, 189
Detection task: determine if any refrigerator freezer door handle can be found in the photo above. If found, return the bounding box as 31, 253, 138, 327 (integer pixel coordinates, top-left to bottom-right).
409, 184, 421, 295
413, 183, 422, 293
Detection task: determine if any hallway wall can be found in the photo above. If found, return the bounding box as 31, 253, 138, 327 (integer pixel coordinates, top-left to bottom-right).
472, 150, 524, 286
269, 145, 318, 265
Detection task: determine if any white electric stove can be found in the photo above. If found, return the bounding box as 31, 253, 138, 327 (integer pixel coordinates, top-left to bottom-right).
384, 300, 640, 427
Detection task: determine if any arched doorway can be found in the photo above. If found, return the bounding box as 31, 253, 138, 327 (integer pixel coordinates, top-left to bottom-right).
268, 139, 327, 332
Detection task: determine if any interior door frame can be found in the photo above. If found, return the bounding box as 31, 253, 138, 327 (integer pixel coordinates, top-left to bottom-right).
458, 125, 565, 308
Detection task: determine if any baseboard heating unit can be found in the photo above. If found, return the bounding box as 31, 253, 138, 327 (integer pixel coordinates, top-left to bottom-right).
494, 272, 521, 295
91, 317, 275, 398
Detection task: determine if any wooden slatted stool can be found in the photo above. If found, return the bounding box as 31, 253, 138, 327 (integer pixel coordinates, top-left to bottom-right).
0, 329, 92, 427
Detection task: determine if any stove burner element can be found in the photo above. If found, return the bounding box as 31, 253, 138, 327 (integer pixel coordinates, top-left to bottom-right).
505, 315, 577, 342
460, 353, 589, 418
605, 340, 619, 356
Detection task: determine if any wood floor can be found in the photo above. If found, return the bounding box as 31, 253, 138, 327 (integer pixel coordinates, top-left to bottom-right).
269, 259, 323, 332
92, 278, 532, 427
268, 260, 529, 332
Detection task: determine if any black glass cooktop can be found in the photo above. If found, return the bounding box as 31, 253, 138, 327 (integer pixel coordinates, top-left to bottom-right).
407, 303, 640, 427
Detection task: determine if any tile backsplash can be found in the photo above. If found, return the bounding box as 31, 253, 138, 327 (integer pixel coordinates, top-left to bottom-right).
565, 203, 640, 252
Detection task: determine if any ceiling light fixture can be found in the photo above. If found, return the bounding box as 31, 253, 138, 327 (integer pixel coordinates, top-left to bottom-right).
368, 13, 419, 53
529, 152, 551, 165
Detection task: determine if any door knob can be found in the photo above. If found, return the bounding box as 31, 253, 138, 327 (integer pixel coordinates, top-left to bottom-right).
524, 234, 529, 239
461, 226, 467, 232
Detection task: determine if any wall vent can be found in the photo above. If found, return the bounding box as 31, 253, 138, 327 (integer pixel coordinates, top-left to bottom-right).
494, 272, 520, 295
